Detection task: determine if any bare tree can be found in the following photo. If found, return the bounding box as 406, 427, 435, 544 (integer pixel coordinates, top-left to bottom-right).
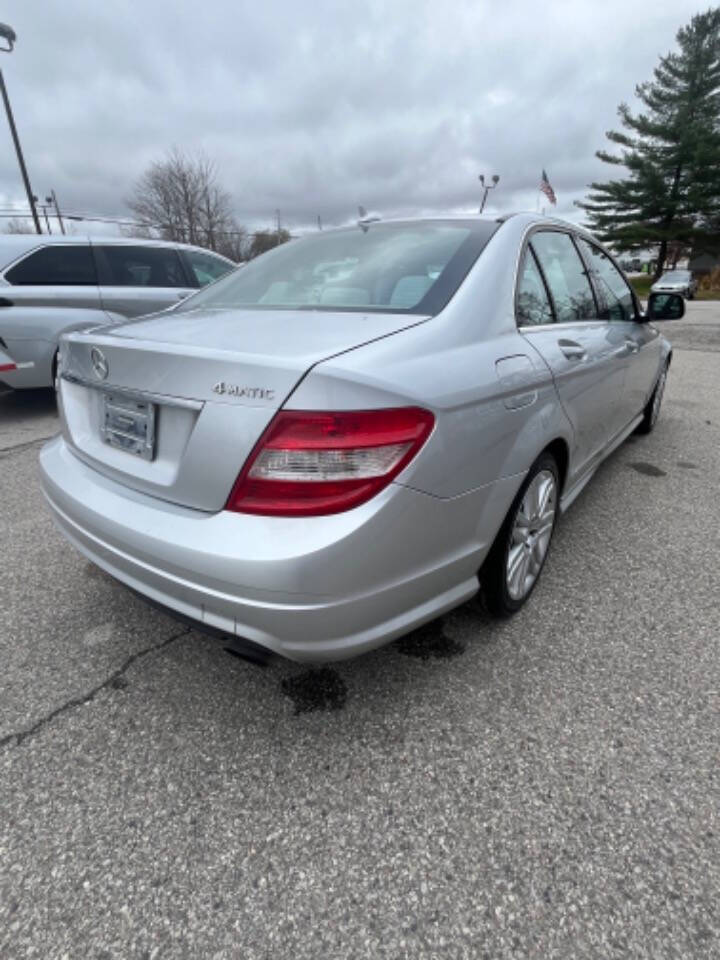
3, 216, 35, 234
248, 228, 292, 259
126, 148, 246, 260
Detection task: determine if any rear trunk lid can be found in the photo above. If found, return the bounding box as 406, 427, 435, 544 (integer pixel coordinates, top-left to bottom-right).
58, 307, 426, 511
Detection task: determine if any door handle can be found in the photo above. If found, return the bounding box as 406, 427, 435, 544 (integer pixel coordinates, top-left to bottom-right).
558, 339, 587, 361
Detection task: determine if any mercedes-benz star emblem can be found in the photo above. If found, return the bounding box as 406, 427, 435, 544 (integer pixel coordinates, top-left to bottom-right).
90, 346, 109, 381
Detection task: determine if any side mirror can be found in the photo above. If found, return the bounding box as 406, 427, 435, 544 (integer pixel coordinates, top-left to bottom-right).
645, 292, 685, 321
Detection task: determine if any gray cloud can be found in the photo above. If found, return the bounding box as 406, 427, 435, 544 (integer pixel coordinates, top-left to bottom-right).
0, 0, 703, 234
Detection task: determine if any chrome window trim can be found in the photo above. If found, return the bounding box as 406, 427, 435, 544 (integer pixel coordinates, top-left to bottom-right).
60, 371, 203, 410
518, 320, 609, 333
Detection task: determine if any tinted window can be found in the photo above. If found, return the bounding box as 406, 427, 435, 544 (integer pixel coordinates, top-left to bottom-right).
531, 232, 597, 323
577, 238, 636, 321
517, 248, 554, 326
96, 246, 187, 288
174, 221, 499, 316
6, 245, 96, 286
183, 249, 234, 287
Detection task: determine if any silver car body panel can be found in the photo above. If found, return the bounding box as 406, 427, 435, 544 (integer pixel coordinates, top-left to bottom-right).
39, 213, 673, 661
0, 306, 124, 389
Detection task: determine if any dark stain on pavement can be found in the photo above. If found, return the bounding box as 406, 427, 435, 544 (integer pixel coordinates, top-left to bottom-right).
395, 621, 465, 660
677, 460, 698, 469
281, 667, 347, 714
629, 462, 667, 477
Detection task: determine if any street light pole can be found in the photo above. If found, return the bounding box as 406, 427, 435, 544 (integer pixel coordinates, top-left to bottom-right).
478, 173, 500, 214
0, 23, 42, 234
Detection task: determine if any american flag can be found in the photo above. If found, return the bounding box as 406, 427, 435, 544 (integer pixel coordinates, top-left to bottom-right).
540, 169, 557, 205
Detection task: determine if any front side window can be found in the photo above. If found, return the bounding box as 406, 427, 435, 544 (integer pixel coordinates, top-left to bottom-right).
517, 248, 554, 326
95, 246, 187, 288
174, 221, 498, 316
577, 238, 636, 321
530, 232, 597, 323
183, 249, 234, 287
5, 245, 96, 286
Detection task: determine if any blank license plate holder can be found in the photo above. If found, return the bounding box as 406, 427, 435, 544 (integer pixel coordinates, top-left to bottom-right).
101, 392, 156, 461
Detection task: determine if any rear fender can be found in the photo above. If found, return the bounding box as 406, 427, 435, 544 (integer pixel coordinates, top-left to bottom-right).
287, 327, 575, 498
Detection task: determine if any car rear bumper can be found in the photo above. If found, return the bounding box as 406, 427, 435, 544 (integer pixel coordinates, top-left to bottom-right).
39, 436, 522, 661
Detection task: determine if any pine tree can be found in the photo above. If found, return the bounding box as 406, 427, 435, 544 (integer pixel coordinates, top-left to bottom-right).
577, 8, 720, 278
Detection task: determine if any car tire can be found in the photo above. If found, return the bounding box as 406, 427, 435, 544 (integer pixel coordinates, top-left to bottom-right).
636, 361, 669, 434
480, 452, 559, 617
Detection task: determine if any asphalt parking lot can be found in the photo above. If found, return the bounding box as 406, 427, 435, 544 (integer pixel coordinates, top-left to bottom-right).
2, 302, 719, 959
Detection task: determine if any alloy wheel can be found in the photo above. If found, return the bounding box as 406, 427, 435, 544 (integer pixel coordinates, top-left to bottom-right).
506, 469, 557, 601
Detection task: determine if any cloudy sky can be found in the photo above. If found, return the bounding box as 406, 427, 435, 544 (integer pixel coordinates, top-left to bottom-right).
0, 0, 706, 234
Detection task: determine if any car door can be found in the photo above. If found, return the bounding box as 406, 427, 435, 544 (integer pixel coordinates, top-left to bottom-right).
94, 244, 195, 317
2, 242, 101, 309
576, 237, 663, 427
517, 230, 627, 480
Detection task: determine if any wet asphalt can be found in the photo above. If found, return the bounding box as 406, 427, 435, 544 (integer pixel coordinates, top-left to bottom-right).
1, 303, 719, 959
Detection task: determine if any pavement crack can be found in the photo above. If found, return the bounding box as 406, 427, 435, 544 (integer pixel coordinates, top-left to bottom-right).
0, 627, 190, 753
0, 434, 58, 458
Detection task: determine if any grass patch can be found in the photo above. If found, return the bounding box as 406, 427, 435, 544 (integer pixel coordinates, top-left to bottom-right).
629, 276, 653, 298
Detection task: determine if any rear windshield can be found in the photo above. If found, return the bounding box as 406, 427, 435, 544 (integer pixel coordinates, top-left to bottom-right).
176, 220, 498, 316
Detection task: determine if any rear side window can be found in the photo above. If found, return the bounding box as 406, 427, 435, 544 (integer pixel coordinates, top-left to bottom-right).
95, 246, 187, 288
5, 245, 96, 286
183, 250, 234, 287
517, 248, 554, 326
531, 232, 598, 323
576, 238, 637, 321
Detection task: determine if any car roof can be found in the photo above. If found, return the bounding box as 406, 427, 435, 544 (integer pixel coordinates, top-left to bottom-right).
0, 233, 234, 269
320, 212, 596, 238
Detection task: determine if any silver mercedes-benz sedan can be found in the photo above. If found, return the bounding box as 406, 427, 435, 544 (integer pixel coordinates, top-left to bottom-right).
39, 214, 684, 662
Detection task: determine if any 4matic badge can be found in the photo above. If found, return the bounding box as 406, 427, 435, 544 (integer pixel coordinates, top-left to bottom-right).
212, 381, 275, 400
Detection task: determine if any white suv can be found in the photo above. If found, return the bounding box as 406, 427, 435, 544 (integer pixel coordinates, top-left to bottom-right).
0, 235, 234, 389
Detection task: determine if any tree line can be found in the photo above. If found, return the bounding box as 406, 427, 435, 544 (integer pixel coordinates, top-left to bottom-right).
578, 7, 720, 279
125, 148, 290, 261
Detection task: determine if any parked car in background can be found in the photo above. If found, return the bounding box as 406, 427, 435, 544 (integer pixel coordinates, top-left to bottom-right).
651, 269, 697, 299
40, 214, 684, 663
0, 306, 125, 390
0, 235, 235, 388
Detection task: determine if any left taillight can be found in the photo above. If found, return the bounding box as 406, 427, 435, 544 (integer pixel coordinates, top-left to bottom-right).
226, 407, 435, 517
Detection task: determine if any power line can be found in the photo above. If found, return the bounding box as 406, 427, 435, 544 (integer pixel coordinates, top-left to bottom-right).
0, 208, 295, 238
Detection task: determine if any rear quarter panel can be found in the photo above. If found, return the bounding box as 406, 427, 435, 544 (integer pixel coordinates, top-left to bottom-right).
288, 318, 573, 499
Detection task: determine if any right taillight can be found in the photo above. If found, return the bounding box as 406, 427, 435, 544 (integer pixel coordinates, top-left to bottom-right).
225, 407, 435, 517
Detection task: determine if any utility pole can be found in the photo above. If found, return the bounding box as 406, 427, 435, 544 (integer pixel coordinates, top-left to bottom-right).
35, 196, 52, 233
0, 23, 42, 234
317, 215, 322, 231
275, 209, 281, 236
48, 190, 66, 234
478, 173, 500, 214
